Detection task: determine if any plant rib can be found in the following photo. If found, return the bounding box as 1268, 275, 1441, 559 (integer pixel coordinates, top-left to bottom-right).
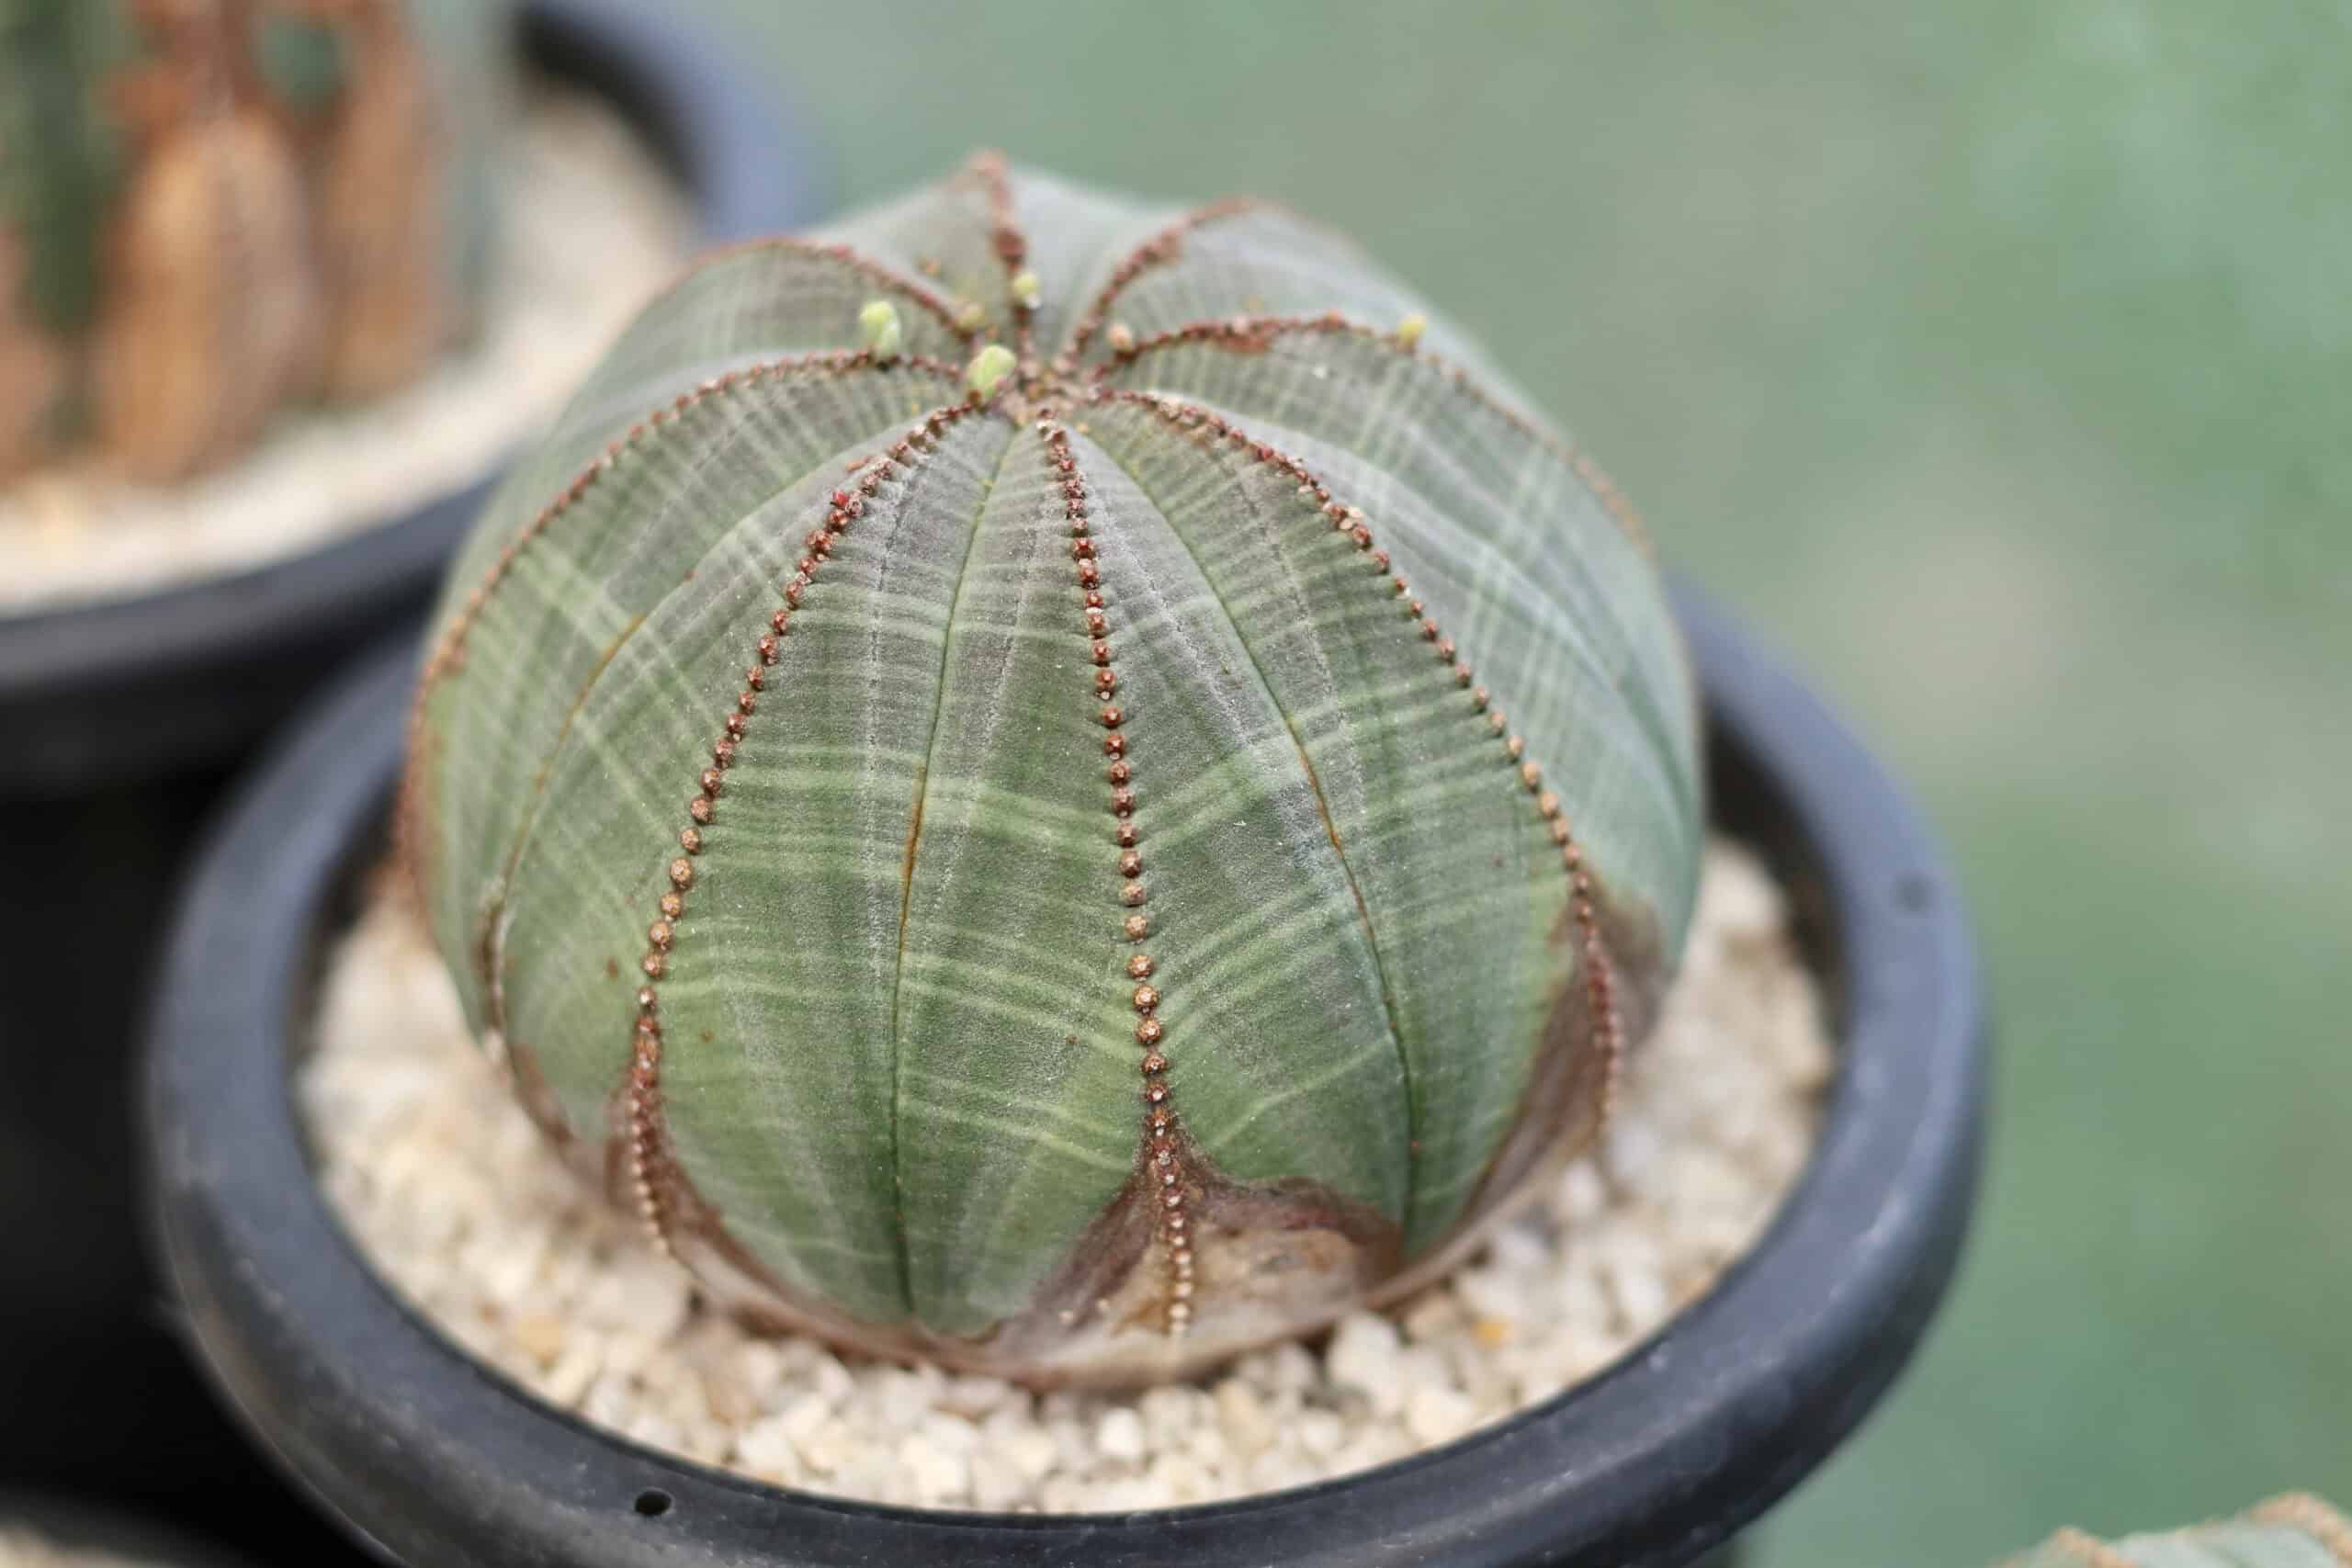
964, 151, 1035, 362
633, 233, 980, 347
1091, 385, 1628, 1134
2252, 1495, 2352, 1566
887, 424, 1025, 1321
394, 347, 964, 905
1053, 196, 1262, 376
625, 395, 995, 1258
1032, 412, 1197, 1337
1097, 310, 1653, 558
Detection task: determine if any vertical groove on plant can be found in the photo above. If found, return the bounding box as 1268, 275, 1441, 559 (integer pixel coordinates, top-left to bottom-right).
1036, 414, 1195, 1337
1065, 423, 1421, 1234
885, 416, 1025, 1325
623, 398, 989, 1257
1092, 386, 1626, 1131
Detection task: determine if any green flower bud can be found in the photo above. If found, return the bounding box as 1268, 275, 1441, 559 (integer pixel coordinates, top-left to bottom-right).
858, 299, 903, 362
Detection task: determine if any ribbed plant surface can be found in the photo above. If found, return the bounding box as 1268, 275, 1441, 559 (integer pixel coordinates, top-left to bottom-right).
405, 155, 1702, 1384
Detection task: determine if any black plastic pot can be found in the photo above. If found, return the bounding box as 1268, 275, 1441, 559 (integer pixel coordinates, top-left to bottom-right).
0, 4, 821, 1560
145, 584, 1986, 1568
0, 0, 822, 795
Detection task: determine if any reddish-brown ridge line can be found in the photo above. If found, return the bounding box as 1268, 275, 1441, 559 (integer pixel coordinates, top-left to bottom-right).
1088, 385, 1628, 1131
626, 233, 979, 348
2253, 1495, 2352, 1565
2036, 1529, 2140, 1568
1094, 310, 1655, 559
393, 350, 963, 904
1052, 196, 1264, 378
1031, 412, 1194, 1338
963, 151, 1036, 364
626, 396, 991, 1259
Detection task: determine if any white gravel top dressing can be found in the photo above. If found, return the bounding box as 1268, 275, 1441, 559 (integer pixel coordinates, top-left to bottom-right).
0, 87, 693, 615
305, 840, 1830, 1513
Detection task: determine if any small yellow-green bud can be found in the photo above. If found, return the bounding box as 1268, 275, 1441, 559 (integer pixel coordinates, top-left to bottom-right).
965, 344, 1018, 400
858, 299, 903, 362
1011, 270, 1042, 309
1396, 312, 1428, 349
955, 300, 988, 333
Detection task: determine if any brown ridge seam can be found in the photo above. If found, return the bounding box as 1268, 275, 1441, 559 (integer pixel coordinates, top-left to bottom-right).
394, 349, 962, 904
1091, 386, 1628, 1134
1069, 422, 1424, 1249
1095, 310, 1654, 558
627, 233, 979, 347
625, 396, 991, 1258
963, 151, 1035, 363
1053, 197, 1263, 376
2252, 1495, 2352, 1565
1033, 412, 1195, 1337
2040, 1527, 2138, 1568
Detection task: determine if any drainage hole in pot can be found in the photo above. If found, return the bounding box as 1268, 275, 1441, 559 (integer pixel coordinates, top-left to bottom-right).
633, 1488, 673, 1519
1896, 873, 1935, 913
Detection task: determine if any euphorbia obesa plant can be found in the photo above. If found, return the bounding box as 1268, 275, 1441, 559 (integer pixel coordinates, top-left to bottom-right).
402, 154, 1703, 1385
0, 0, 503, 479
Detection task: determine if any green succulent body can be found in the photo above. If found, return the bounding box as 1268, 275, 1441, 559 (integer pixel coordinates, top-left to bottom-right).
2000, 1495, 2352, 1568
0, 0, 507, 480
406, 156, 1702, 1384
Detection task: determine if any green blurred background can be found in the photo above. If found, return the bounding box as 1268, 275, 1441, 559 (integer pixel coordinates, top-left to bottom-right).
689, 0, 2348, 1559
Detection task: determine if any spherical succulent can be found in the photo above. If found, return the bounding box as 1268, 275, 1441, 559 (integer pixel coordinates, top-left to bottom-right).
0, 0, 505, 480
403, 154, 1703, 1385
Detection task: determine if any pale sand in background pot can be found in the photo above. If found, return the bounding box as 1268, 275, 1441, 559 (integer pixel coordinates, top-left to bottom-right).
0, 1534, 150, 1568
0, 1536, 159, 1568
0, 1533, 155, 1568
304, 839, 1828, 1515
0, 88, 691, 615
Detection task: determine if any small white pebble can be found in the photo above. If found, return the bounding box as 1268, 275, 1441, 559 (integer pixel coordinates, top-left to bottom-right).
898, 1431, 971, 1504
509, 1311, 567, 1367
1406, 1383, 1479, 1447
1000, 1423, 1060, 1483
1295, 1408, 1345, 1458
1325, 1312, 1404, 1413
1094, 1406, 1148, 1465
969, 1447, 1032, 1510
735, 1412, 799, 1479
1213, 1378, 1277, 1458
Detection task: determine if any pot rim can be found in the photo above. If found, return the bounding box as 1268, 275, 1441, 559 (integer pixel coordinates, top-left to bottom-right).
0, 0, 828, 797
143, 581, 1986, 1568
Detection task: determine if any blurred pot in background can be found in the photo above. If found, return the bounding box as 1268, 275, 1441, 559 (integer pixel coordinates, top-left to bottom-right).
0, 0, 826, 1558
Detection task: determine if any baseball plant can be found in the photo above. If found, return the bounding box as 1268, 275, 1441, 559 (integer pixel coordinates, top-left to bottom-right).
403, 154, 1704, 1385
